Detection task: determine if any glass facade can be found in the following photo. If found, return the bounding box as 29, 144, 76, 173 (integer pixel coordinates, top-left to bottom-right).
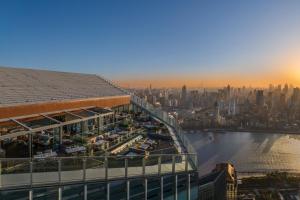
0, 173, 196, 200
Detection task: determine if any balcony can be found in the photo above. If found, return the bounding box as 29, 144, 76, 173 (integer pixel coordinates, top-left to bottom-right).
0, 153, 197, 189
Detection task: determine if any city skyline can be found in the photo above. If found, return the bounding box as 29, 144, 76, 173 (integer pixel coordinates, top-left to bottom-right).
1, 0, 300, 87
116, 70, 300, 88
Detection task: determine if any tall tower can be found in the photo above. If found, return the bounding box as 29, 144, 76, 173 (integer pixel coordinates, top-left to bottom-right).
181, 85, 187, 107
256, 90, 264, 107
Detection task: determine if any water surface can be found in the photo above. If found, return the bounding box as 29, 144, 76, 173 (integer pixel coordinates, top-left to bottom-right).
186, 132, 300, 176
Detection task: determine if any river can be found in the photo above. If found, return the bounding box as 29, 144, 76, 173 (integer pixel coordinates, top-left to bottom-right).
186, 131, 300, 176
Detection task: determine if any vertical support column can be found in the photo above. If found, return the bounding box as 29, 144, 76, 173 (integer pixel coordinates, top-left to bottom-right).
99, 116, 104, 132
58, 187, 62, 200
142, 157, 146, 176
30, 161, 33, 186
105, 156, 108, 180
83, 158, 86, 181
160, 176, 164, 200
127, 104, 130, 112
84, 184, 88, 200
187, 174, 191, 200
126, 180, 130, 200
175, 175, 178, 200
97, 116, 100, 134
185, 155, 189, 172
144, 178, 148, 200
125, 158, 128, 178
158, 156, 161, 175
28, 133, 32, 158
107, 183, 110, 200
59, 126, 63, 145
172, 155, 175, 174
29, 190, 33, 200
113, 112, 116, 125
129, 104, 132, 112
58, 159, 61, 184
81, 121, 88, 135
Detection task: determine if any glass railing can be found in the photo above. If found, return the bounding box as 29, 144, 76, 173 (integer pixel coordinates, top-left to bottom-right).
96, 76, 197, 168
0, 154, 196, 188
130, 96, 197, 165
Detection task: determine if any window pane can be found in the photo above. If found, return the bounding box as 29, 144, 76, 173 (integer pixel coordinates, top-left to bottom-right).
62, 184, 84, 200
33, 187, 58, 200
87, 183, 106, 200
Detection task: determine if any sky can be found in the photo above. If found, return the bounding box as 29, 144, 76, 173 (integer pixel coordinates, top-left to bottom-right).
0, 0, 300, 88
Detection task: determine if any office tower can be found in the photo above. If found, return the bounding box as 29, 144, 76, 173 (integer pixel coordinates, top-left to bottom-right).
256, 90, 264, 107
199, 163, 237, 200
291, 87, 300, 107
181, 85, 188, 107
283, 84, 289, 94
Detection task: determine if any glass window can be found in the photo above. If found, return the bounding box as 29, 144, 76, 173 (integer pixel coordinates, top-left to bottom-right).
33, 187, 59, 200
163, 175, 175, 200
62, 184, 84, 200
147, 177, 161, 200
190, 173, 199, 200
87, 183, 106, 200
109, 180, 127, 200
177, 174, 188, 200
130, 179, 145, 200
0, 189, 29, 200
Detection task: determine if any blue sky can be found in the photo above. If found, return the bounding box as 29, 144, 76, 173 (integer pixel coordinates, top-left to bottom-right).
1, 0, 300, 87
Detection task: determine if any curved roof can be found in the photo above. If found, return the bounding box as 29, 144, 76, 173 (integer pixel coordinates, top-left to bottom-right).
0, 66, 126, 107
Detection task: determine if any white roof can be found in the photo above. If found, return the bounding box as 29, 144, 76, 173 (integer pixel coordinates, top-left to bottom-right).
0, 66, 126, 107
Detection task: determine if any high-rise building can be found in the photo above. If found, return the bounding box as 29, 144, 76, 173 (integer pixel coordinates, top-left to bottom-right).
198, 163, 237, 200
181, 85, 188, 107
213, 163, 238, 200
291, 87, 300, 107
256, 90, 264, 107
283, 84, 289, 94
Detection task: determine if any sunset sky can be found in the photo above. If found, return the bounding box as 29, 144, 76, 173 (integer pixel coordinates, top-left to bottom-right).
0, 0, 300, 88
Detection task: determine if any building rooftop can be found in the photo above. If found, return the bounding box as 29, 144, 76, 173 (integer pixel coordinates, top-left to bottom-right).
0, 66, 126, 107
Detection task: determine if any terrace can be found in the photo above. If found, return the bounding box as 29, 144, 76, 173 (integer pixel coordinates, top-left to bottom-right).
0, 106, 197, 190
0, 107, 114, 158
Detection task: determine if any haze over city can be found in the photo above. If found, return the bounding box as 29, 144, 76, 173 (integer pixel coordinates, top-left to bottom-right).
1, 0, 300, 88
2, 1, 300, 199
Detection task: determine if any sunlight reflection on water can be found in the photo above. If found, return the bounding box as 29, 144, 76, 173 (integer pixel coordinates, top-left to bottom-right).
187, 132, 300, 176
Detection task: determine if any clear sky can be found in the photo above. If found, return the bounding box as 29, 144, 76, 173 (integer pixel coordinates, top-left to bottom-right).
1, 0, 300, 88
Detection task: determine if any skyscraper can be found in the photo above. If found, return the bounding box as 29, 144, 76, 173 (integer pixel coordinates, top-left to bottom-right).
181, 85, 188, 107
256, 90, 264, 107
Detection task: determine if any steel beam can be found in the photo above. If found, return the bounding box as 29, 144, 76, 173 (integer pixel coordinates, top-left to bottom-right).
10, 118, 31, 130
65, 111, 83, 119
41, 114, 62, 124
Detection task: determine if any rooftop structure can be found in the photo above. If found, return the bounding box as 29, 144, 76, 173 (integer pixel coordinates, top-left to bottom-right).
0, 66, 125, 106
199, 163, 238, 200
0, 66, 130, 119
0, 67, 198, 200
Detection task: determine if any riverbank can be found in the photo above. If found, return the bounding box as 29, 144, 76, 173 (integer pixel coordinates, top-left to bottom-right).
238, 172, 300, 200
237, 171, 300, 179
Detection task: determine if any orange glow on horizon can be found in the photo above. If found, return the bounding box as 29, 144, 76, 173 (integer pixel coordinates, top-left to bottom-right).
115, 68, 300, 89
